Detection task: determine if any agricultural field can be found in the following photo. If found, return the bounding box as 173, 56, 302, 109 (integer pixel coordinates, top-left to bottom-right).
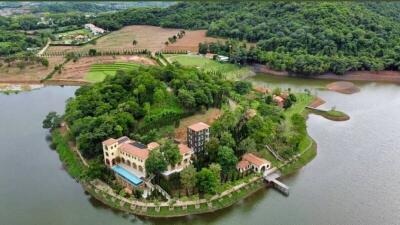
85, 62, 140, 82
45, 25, 225, 55
0, 57, 65, 83
164, 30, 223, 52
165, 54, 253, 80
46, 25, 181, 54
52, 55, 156, 81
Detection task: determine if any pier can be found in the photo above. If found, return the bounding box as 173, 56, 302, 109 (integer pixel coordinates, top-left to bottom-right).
263, 168, 289, 196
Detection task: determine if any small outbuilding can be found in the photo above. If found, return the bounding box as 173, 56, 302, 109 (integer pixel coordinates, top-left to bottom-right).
237, 153, 271, 173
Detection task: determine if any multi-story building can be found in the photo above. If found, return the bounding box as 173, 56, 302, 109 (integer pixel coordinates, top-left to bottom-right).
102, 129, 197, 191
187, 122, 210, 154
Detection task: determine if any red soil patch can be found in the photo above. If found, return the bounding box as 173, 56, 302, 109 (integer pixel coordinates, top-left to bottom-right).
318, 70, 400, 83
326, 81, 360, 94
308, 97, 326, 108
164, 30, 224, 53
253, 64, 400, 84
0, 57, 65, 83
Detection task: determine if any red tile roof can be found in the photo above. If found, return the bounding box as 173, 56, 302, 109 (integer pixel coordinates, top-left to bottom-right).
237, 160, 250, 169
188, 122, 210, 132
242, 153, 270, 167
273, 96, 284, 103
119, 142, 149, 160
178, 144, 191, 155
147, 142, 160, 150
103, 138, 117, 146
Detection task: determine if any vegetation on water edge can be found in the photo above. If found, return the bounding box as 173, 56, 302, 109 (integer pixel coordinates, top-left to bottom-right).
84, 176, 265, 218
307, 107, 350, 121
51, 130, 84, 179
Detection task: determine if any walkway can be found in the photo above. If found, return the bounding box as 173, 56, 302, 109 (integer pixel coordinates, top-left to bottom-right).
263, 168, 289, 196
37, 38, 51, 57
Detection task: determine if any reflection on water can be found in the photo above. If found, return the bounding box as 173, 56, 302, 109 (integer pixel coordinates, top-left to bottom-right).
1, 78, 400, 225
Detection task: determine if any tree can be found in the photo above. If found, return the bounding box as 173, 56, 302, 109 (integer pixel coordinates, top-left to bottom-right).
283, 98, 293, 109
41, 58, 49, 67
145, 149, 167, 183
209, 163, 221, 183
178, 88, 196, 109
180, 165, 197, 196
132, 39, 137, 46
234, 80, 252, 95
88, 48, 97, 56
84, 158, 108, 180
237, 137, 256, 156
42, 112, 62, 130
160, 140, 182, 166
196, 168, 218, 195
219, 132, 235, 148
198, 42, 208, 54
217, 146, 238, 181
205, 137, 220, 163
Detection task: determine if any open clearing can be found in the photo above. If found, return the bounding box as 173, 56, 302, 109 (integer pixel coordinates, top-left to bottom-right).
175, 108, 221, 143
46, 25, 183, 54
165, 30, 223, 52
52, 55, 156, 81
46, 25, 225, 55
0, 57, 65, 83
85, 62, 141, 82
165, 54, 253, 80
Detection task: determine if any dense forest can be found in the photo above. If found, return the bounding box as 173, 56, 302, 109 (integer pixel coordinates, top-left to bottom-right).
3, 2, 400, 75
91, 2, 400, 75
60, 64, 307, 194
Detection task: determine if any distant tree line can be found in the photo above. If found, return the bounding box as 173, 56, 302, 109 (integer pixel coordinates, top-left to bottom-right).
90, 2, 400, 75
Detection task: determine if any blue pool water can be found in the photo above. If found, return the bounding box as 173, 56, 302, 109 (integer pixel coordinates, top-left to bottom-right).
112, 165, 143, 186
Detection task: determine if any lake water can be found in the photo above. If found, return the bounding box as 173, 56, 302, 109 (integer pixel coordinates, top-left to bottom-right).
1, 76, 399, 225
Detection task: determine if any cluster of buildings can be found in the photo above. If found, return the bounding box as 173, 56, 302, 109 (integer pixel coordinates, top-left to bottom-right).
254, 86, 290, 108
102, 122, 271, 192
84, 23, 105, 35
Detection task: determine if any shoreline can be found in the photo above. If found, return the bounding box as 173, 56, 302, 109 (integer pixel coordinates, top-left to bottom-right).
47, 90, 324, 219
252, 64, 400, 84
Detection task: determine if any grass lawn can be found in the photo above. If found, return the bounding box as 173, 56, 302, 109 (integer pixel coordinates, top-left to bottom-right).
165, 54, 253, 80
84, 62, 140, 82
280, 135, 317, 176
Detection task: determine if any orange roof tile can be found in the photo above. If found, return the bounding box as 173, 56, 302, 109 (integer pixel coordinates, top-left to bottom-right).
237, 160, 250, 169
242, 153, 270, 167
188, 122, 210, 132
119, 142, 149, 160
147, 142, 160, 150
103, 138, 117, 145
178, 144, 191, 155
273, 95, 284, 103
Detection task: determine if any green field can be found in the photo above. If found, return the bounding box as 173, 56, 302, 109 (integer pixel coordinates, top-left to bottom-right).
165, 54, 253, 80
85, 62, 140, 82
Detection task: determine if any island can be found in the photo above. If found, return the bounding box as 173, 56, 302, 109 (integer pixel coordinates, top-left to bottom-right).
42, 64, 337, 217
